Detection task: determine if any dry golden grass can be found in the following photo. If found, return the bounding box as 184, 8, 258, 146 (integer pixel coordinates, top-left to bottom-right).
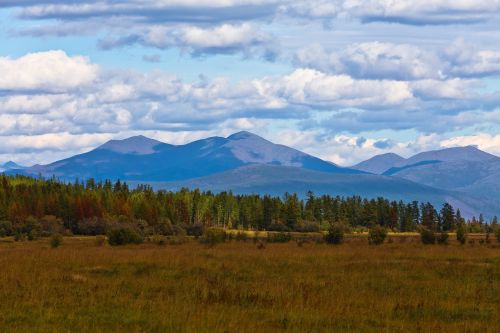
0, 236, 498, 332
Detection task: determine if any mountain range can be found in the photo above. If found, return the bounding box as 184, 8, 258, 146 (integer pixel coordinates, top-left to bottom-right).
0, 161, 25, 173
4, 131, 500, 218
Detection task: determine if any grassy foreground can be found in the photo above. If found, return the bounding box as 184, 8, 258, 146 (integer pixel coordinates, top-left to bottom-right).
0, 237, 498, 332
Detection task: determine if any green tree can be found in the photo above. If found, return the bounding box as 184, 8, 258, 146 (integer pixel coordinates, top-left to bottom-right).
456, 222, 467, 245
325, 223, 344, 244
368, 226, 387, 245
439, 203, 455, 231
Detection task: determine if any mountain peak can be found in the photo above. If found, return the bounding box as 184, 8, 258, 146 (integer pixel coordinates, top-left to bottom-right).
3, 161, 19, 167
2, 161, 24, 169
227, 131, 263, 141
403, 145, 498, 165
353, 152, 406, 174
98, 135, 164, 155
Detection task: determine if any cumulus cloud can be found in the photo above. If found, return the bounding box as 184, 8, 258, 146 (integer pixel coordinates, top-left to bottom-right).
295, 41, 500, 81
11, 0, 500, 27
17, 0, 280, 22
98, 23, 278, 59
261, 69, 414, 109
0, 50, 98, 93
1, 50, 498, 138
9, 0, 281, 58
1, 49, 499, 165
441, 133, 500, 156
283, 0, 500, 25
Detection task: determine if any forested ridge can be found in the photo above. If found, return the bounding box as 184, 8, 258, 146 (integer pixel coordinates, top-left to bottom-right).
0, 175, 497, 238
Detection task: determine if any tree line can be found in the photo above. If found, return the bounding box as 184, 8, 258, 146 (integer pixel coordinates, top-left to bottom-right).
0, 175, 497, 238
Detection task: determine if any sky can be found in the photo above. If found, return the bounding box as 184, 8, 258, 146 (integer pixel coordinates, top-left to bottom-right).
1, 0, 500, 167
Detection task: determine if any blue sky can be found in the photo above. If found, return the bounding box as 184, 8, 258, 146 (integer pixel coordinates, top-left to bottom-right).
1, 0, 500, 166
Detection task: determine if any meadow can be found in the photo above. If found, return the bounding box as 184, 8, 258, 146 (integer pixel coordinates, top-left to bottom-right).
0, 235, 498, 333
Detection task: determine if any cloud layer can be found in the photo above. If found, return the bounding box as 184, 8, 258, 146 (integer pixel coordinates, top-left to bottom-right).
1, 48, 499, 165
1, 1, 500, 165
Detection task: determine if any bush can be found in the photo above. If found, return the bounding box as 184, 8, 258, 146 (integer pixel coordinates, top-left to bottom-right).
456, 223, 467, 245
200, 228, 226, 246
235, 231, 248, 241
267, 223, 290, 232
0, 221, 13, 237
495, 228, 500, 243
267, 232, 292, 243
368, 226, 387, 245
166, 236, 188, 245
27, 229, 40, 241
294, 221, 320, 233
14, 232, 26, 242
107, 227, 144, 246
50, 234, 62, 248
437, 232, 449, 245
40, 215, 65, 236
184, 223, 205, 237
16, 216, 41, 240
95, 235, 106, 246
325, 223, 344, 244
420, 228, 436, 245
149, 234, 167, 245
77, 217, 113, 236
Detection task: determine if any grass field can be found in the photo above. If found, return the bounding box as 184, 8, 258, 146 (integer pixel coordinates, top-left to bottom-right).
0, 236, 498, 332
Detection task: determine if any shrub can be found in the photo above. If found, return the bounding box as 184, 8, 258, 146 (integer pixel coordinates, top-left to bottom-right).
0, 221, 13, 237
150, 234, 167, 245
456, 223, 467, 245
50, 234, 62, 248
154, 219, 175, 236
14, 232, 26, 242
420, 228, 436, 245
368, 226, 387, 245
107, 227, 144, 246
296, 238, 307, 247
495, 228, 500, 243
95, 235, 106, 246
40, 215, 65, 236
16, 216, 41, 240
267, 223, 290, 232
256, 240, 266, 249
235, 231, 248, 241
184, 223, 205, 237
267, 232, 292, 243
436, 232, 449, 245
200, 228, 226, 246
294, 221, 320, 232
325, 223, 344, 245
166, 236, 187, 245
27, 230, 40, 241
77, 217, 113, 236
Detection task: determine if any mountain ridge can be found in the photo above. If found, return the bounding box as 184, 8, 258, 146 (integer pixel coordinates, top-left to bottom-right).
4, 132, 499, 218
13, 131, 363, 182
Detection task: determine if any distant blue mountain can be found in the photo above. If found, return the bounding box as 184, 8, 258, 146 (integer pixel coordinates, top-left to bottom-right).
147, 164, 497, 218
383, 160, 442, 176
0, 161, 25, 172
7, 133, 500, 218
353, 153, 406, 174
352, 147, 500, 195
353, 146, 498, 175
16, 131, 363, 181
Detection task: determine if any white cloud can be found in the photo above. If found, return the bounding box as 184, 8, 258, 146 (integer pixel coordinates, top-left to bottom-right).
296, 42, 442, 80
1, 49, 499, 165
180, 23, 269, 49
441, 133, 500, 156
285, 0, 500, 25
275, 68, 414, 108
0, 51, 98, 93
296, 41, 500, 81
